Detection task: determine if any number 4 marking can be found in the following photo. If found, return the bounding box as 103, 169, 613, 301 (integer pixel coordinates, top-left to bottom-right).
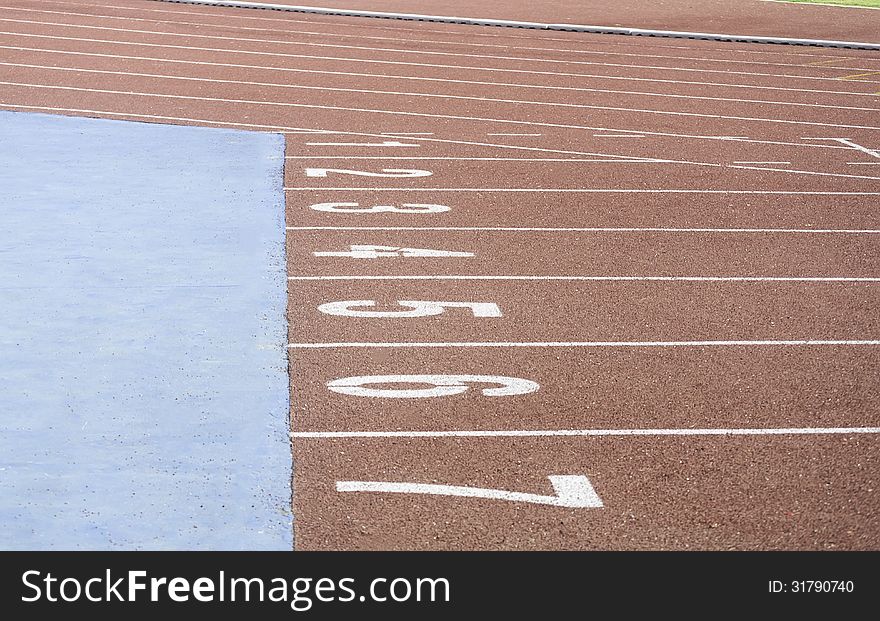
314, 245, 473, 259
336, 475, 603, 508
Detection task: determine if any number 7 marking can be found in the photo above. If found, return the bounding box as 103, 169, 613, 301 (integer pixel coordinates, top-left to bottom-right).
336, 475, 603, 508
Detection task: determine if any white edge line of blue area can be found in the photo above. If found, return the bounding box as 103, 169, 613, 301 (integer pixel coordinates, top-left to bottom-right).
286, 276, 880, 282
0, 110, 292, 551
287, 340, 880, 348
290, 427, 880, 438
151, 0, 880, 49
287, 227, 880, 234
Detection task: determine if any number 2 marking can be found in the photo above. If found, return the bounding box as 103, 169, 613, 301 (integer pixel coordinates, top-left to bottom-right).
326, 374, 539, 398
305, 168, 432, 178
309, 202, 450, 214
313, 245, 473, 259
318, 300, 502, 318
337, 475, 603, 508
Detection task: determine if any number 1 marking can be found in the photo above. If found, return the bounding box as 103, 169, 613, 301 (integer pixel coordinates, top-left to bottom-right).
336, 475, 603, 508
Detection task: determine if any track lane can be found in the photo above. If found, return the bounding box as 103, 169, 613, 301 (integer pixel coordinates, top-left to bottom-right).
3, 55, 878, 131
4, 14, 880, 89
287, 347, 879, 431
12, 0, 880, 60
6, 6, 880, 76
287, 280, 880, 343
291, 435, 879, 550
3, 74, 879, 168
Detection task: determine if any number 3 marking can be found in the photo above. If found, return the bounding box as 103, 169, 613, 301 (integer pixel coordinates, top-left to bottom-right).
305, 168, 432, 178
326, 374, 539, 398
318, 300, 502, 318
309, 202, 450, 214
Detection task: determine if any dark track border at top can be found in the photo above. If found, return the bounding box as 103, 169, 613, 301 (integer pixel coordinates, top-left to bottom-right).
151, 0, 880, 50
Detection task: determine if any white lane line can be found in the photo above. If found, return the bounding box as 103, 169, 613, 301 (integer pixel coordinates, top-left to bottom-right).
1, 32, 876, 103
285, 188, 880, 194
286, 226, 880, 234
287, 340, 880, 349
6, 62, 879, 133
0, 102, 708, 161
0, 101, 863, 168
733, 161, 791, 164
12, 4, 880, 73
594, 134, 645, 137
6, 16, 878, 85
11, 90, 880, 183
287, 276, 880, 282
6, 45, 879, 115
0, 83, 663, 161
39, 0, 873, 58
284, 157, 645, 161
812, 137, 880, 159
381, 132, 434, 135
292, 427, 880, 439
849, 162, 880, 165
760, 0, 880, 9
725, 164, 879, 181
304, 141, 420, 147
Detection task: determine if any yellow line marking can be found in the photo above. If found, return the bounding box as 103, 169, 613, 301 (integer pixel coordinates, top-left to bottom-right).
804, 58, 851, 66
839, 71, 880, 81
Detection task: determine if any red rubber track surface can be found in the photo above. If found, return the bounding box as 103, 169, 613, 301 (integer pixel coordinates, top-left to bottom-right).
2, 0, 878, 550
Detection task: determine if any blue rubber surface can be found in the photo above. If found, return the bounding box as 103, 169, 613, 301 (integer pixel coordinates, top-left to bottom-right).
0, 111, 291, 550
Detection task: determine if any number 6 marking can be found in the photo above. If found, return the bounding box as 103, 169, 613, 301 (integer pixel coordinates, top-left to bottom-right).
326, 374, 539, 398
309, 202, 450, 214
318, 300, 502, 318
305, 168, 432, 178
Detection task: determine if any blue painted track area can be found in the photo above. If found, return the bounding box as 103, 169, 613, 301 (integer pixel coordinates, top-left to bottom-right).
0, 111, 291, 550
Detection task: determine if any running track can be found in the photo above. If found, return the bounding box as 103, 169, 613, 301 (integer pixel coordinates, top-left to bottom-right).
2, 0, 879, 550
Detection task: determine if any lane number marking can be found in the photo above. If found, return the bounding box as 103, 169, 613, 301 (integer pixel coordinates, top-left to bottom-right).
309, 202, 450, 214
337, 475, 603, 508
305, 168, 432, 178
317, 300, 502, 318
313, 245, 474, 259
305, 141, 419, 147
326, 374, 539, 398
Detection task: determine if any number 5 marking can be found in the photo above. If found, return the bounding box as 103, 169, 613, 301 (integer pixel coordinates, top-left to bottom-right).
309, 202, 450, 214
326, 374, 539, 398
337, 475, 603, 508
318, 300, 502, 318
305, 168, 432, 178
